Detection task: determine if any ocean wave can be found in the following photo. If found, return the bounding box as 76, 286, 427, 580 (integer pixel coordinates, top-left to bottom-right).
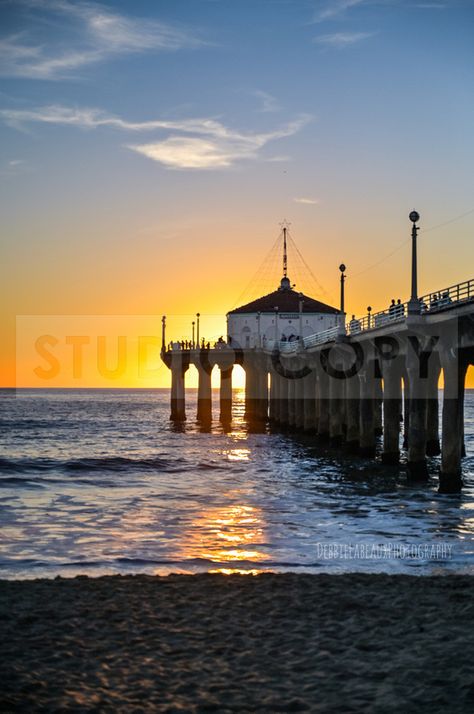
0, 455, 181, 475
0, 476, 46, 488
0, 556, 313, 570
0, 418, 75, 430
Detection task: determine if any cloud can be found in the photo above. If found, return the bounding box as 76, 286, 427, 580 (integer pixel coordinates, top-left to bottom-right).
49, 0, 204, 52
253, 90, 280, 113
129, 117, 311, 169
0, 104, 311, 170
0, 36, 104, 79
129, 137, 239, 169
0, 158, 30, 177
313, 0, 368, 23
265, 155, 290, 163
0, 1, 204, 79
293, 197, 319, 205
0, 105, 239, 135
312, 0, 446, 24
314, 31, 375, 47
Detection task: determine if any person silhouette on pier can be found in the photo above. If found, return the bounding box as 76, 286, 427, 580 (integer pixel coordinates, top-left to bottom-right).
349, 315, 360, 334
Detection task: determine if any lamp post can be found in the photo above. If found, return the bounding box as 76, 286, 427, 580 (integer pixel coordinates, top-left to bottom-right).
339, 264, 347, 314
298, 293, 304, 343
196, 312, 200, 349
274, 306, 279, 344
408, 210, 421, 315
367, 306, 372, 329
256, 311, 261, 348
192, 321, 195, 349
161, 315, 166, 352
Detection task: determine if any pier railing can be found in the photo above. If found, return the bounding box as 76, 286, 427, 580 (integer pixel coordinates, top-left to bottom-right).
265, 339, 298, 353
264, 327, 340, 354
303, 326, 340, 348
347, 278, 474, 336
347, 303, 407, 335
419, 278, 474, 313
272, 277, 474, 352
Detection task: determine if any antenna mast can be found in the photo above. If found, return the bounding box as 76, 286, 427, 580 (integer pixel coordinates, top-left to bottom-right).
279, 219, 291, 279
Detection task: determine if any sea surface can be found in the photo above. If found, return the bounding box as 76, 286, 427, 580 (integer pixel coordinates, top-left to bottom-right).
1, 388, 473, 579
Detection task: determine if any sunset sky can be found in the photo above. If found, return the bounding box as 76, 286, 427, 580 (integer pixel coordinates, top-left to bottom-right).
1, 0, 473, 387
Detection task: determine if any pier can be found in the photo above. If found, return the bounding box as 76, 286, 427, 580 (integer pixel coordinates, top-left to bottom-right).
162, 215, 474, 493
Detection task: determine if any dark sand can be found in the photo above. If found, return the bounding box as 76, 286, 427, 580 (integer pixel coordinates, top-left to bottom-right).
1, 573, 474, 713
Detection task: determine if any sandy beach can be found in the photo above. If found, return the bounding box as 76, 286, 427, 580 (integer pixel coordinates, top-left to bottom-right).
1, 573, 474, 713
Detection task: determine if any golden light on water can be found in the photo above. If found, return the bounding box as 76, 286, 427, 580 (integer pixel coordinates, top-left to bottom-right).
226, 448, 250, 461
178, 500, 271, 575
209, 568, 269, 576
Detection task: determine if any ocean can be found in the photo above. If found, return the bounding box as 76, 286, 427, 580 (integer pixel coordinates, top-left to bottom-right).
1, 388, 473, 579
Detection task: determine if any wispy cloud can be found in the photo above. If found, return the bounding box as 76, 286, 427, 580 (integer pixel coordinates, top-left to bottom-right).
314, 31, 375, 48
0, 104, 311, 169
0, 157, 30, 177
0, 36, 103, 79
127, 116, 310, 169
265, 155, 290, 163
253, 90, 280, 113
313, 0, 368, 23
413, 2, 447, 7
293, 197, 319, 205
49, 0, 204, 52
0, 1, 205, 80
0, 105, 241, 135
312, 0, 446, 24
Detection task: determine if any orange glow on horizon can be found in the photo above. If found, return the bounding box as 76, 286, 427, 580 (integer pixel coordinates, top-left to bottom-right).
2, 219, 474, 388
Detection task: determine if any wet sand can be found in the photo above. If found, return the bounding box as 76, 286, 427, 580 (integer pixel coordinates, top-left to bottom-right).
1, 573, 474, 713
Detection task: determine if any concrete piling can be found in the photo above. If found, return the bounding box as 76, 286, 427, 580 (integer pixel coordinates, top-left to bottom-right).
382, 361, 402, 464
439, 351, 468, 493
303, 370, 317, 433
196, 363, 212, 424
359, 368, 376, 457
406, 384, 428, 479
345, 374, 360, 453
219, 365, 233, 423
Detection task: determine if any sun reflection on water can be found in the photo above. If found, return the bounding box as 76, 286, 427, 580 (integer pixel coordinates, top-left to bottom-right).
179, 500, 271, 574
209, 568, 270, 576
226, 448, 250, 461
